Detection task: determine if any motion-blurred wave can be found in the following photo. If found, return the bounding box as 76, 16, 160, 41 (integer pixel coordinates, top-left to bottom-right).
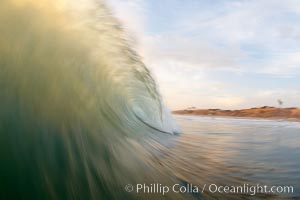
2, 1, 295, 200
0, 0, 178, 199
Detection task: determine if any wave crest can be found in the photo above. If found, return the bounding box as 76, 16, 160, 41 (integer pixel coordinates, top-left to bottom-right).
0, 0, 178, 199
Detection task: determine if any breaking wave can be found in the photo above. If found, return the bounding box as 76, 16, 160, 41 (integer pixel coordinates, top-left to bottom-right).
0, 0, 179, 199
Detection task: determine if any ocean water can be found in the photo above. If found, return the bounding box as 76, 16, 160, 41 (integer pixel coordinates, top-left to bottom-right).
0, 0, 176, 199
1, 1, 299, 200
162, 115, 300, 199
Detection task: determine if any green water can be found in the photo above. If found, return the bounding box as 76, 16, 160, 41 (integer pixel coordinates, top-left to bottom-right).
1, 1, 298, 200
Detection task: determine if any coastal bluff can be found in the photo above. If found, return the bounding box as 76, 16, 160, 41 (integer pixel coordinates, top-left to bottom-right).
173, 106, 300, 120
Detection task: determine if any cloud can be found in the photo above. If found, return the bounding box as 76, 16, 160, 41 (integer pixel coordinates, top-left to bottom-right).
259, 52, 300, 77
175, 0, 300, 74
108, 0, 300, 109
142, 34, 242, 70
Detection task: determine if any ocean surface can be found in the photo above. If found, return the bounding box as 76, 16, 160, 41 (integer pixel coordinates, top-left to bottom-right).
1, 1, 299, 199
163, 115, 300, 199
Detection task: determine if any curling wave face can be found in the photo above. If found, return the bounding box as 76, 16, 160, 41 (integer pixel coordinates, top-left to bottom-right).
0, 0, 179, 199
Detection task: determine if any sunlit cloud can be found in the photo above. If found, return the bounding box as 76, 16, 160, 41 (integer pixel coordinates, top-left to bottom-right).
108, 0, 300, 109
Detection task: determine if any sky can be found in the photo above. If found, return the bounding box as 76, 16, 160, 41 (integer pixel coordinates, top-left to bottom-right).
107, 0, 300, 110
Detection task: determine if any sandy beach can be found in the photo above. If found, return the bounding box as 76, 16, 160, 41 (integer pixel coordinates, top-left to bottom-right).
173, 106, 300, 121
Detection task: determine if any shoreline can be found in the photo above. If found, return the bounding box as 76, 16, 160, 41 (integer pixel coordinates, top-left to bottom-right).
174, 114, 300, 123
172, 106, 300, 122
